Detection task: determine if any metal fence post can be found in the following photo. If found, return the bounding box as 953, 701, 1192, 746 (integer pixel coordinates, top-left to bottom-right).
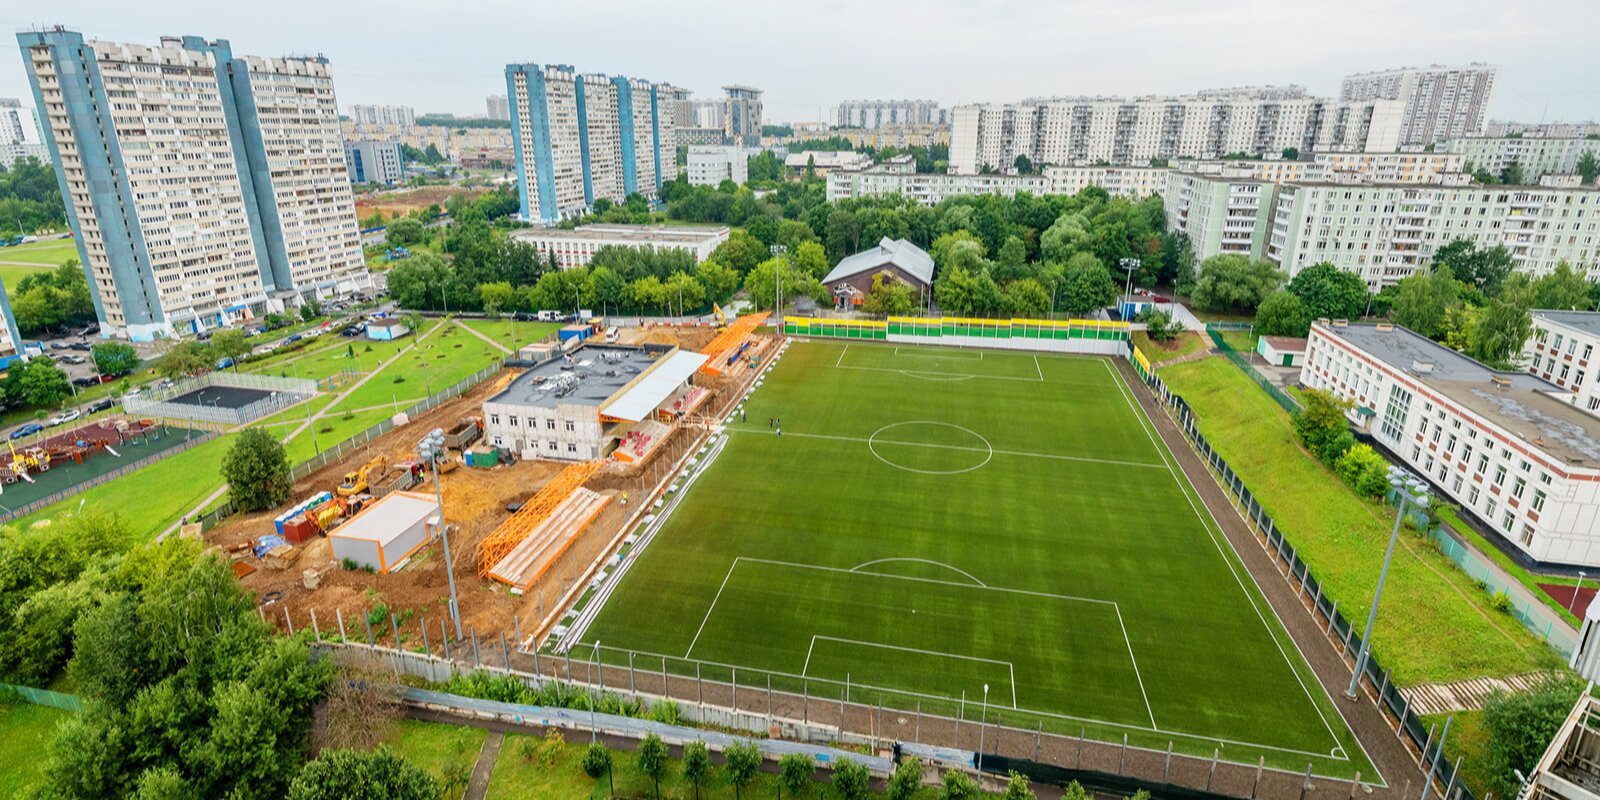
337, 608, 347, 642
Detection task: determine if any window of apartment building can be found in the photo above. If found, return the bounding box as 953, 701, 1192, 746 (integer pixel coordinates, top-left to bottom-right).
1462, 444, 1473, 464
1477, 454, 1490, 474
489, 414, 500, 425
1555, 333, 1565, 350
508, 416, 518, 427
1590, 397, 1600, 412
1452, 475, 1464, 493
1412, 445, 1422, 461
1425, 455, 1436, 471
1533, 355, 1543, 371
1520, 524, 1535, 547
1540, 472, 1553, 485
565, 421, 575, 432
1432, 427, 1443, 444
1468, 486, 1480, 505
567, 443, 577, 453
1447, 434, 1458, 452
546, 419, 555, 430
548, 441, 557, 451
1380, 385, 1413, 440
1533, 489, 1547, 511
1570, 338, 1579, 355
1561, 365, 1571, 381
1586, 344, 1595, 361
1578, 370, 1587, 387
1502, 510, 1515, 532
1512, 476, 1527, 498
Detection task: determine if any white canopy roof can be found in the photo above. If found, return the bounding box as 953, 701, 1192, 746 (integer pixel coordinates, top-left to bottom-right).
601, 350, 709, 422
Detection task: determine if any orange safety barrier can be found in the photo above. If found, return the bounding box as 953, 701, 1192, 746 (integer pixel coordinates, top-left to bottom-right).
476, 460, 602, 577
698, 311, 770, 376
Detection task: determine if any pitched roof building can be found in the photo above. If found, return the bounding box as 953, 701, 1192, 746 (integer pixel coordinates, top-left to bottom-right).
822, 238, 935, 309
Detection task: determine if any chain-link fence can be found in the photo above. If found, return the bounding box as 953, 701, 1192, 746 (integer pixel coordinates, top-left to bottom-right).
1204, 324, 1302, 414
0, 682, 81, 712
1142, 369, 1472, 800
0, 430, 219, 525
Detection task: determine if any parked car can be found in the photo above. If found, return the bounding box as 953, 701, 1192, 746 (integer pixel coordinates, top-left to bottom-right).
86, 398, 114, 413
46, 410, 81, 427
10, 423, 43, 440
69, 342, 92, 352
215, 356, 234, 370
71, 376, 99, 387
284, 334, 303, 344
48, 341, 69, 350
61, 355, 85, 365
124, 387, 142, 400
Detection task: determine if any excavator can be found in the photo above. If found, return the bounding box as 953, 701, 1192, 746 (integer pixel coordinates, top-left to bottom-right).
338, 454, 387, 497
712, 302, 728, 333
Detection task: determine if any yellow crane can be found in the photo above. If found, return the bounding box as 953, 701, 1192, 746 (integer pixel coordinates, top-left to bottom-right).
338, 454, 387, 497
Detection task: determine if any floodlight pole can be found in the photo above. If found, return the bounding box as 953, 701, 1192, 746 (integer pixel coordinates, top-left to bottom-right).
977, 683, 990, 773
1346, 470, 1425, 699
1572, 572, 1588, 615
421, 430, 461, 639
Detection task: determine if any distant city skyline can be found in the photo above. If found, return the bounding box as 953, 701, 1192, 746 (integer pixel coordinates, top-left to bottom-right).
0, 0, 1596, 125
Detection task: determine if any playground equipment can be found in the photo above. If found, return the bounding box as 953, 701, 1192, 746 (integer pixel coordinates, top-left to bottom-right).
338, 454, 388, 497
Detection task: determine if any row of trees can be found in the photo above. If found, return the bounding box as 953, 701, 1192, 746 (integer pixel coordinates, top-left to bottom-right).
11, 262, 96, 336
0, 156, 67, 237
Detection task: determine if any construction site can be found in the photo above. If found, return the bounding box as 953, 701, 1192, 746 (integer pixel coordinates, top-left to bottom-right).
204, 313, 772, 655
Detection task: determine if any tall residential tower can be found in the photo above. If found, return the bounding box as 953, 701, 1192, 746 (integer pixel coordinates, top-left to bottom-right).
1340, 64, 1498, 147
17, 28, 368, 340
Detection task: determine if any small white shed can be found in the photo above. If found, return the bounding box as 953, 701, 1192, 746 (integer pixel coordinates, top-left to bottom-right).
328, 491, 440, 573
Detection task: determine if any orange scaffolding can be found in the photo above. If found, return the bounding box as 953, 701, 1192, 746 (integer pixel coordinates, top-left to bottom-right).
698, 311, 770, 376
476, 460, 602, 577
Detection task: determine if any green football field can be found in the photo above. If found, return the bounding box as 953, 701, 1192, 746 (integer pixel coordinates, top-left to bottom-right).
577, 341, 1375, 778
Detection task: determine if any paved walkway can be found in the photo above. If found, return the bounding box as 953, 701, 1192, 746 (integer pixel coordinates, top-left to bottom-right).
1400, 671, 1562, 716
463, 730, 503, 800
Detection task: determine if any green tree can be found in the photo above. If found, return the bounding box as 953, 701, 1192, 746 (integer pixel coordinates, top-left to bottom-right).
793, 241, 829, 278
695, 259, 741, 304
778, 752, 815, 799
1500, 161, 1526, 185
1391, 266, 1463, 339
710, 230, 770, 275
1004, 771, 1036, 800
1138, 307, 1182, 342
210, 329, 249, 371
1433, 239, 1514, 296
887, 757, 922, 800
1254, 291, 1311, 337
1191, 254, 1284, 312
299, 298, 323, 322
1040, 213, 1090, 264
682, 740, 712, 800
861, 272, 916, 316
1293, 389, 1356, 464
1533, 261, 1592, 310
942, 769, 979, 800
479, 281, 515, 315
385, 217, 427, 247
1469, 274, 1535, 367
222, 428, 293, 512
1063, 781, 1091, 800
1287, 262, 1368, 320
155, 340, 211, 379
724, 742, 762, 800
16, 357, 71, 406
637, 733, 669, 799
91, 342, 140, 376
1002, 277, 1051, 315
1579, 150, 1599, 185
1056, 252, 1117, 315
663, 272, 707, 315
288, 746, 440, 800
832, 758, 870, 800
1013, 154, 1034, 174
1281, 147, 1300, 160
1482, 676, 1585, 799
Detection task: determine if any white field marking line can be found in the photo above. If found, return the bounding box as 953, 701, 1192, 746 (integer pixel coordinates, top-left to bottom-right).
850, 557, 988, 587
1110, 603, 1158, 729
831, 362, 1045, 383
868, 421, 993, 475
604, 642, 1354, 767
682, 555, 740, 659
1100, 359, 1363, 768
803, 635, 1019, 710
835, 344, 849, 368
726, 427, 1167, 470
1034, 354, 1044, 381
897, 371, 977, 382
739, 555, 1117, 606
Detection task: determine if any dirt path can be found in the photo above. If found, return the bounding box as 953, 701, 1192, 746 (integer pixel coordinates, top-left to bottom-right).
463, 730, 503, 800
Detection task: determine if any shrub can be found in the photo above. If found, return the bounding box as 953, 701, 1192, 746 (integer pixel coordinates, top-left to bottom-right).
367, 603, 390, 626
581, 742, 612, 778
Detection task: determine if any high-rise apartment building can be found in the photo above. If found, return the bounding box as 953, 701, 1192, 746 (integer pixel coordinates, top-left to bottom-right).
835, 100, 946, 129
0, 98, 47, 168
1485, 120, 1600, 139
950, 95, 1404, 174
1339, 64, 1498, 147
690, 99, 724, 130
486, 94, 509, 121
349, 103, 415, 128
18, 28, 368, 340
505, 63, 677, 224
722, 85, 762, 146
345, 140, 405, 186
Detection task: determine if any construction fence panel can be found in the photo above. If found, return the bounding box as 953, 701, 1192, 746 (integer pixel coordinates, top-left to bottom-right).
1137, 367, 1474, 800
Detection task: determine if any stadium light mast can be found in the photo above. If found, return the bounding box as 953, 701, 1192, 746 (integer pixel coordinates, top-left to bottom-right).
769, 244, 788, 327
1346, 466, 1429, 699
418, 428, 462, 639
977, 683, 989, 773
1118, 258, 1140, 314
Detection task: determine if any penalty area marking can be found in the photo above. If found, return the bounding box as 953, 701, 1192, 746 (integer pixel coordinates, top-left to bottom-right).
868, 421, 992, 475
894, 346, 984, 360
801, 635, 1020, 710
850, 557, 988, 587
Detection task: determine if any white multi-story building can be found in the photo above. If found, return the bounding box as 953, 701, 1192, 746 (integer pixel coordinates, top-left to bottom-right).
1309, 152, 1470, 185
1448, 137, 1600, 180
1265, 180, 1600, 287
511, 224, 729, 270
1163, 172, 1276, 261
1525, 312, 1600, 414
1339, 64, 1498, 147
835, 100, 946, 129
950, 95, 1404, 174
784, 150, 872, 177
349, 103, 415, 128
0, 98, 41, 147
1304, 320, 1600, 568
686, 145, 757, 186
1042, 166, 1168, 198
1486, 120, 1600, 139
505, 63, 677, 223
345, 140, 405, 186
17, 29, 369, 340
826, 166, 1049, 204
486, 94, 509, 121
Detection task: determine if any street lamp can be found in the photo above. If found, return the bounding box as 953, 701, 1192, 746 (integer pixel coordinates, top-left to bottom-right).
418, 428, 462, 639
1346, 465, 1429, 699
1118, 258, 1141, 316
977, 683, 990, 773
1571, 571, 1588, 615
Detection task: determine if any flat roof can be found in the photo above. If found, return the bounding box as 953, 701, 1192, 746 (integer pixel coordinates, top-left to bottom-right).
1533, 310, 1600, 338
601, 350, 709, 422
331, 491, 438, 547
489, 345, 662, 410
1317, 323, 1600, 466
512, 224, 728, 245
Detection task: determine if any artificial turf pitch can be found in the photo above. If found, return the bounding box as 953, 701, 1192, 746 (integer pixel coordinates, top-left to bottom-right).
577, 341, 1374, 778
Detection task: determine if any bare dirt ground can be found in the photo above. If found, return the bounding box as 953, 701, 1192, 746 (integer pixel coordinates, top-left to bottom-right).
355, 187, 486, 219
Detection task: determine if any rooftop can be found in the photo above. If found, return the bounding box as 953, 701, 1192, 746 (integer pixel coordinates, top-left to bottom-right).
490, 345, 664, 410
331, 491, 438, 547
513, 224, 728, 245
823, 237, 936, 287
1533, 310, 1600, 338
1318, 323, 1600, 467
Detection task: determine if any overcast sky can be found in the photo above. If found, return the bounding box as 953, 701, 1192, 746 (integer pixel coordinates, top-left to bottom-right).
2, 0, 1597, 124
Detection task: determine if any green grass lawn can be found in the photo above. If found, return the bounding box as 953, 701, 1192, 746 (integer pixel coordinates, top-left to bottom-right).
1158, 358, 1560, 686
0, 237, 80, 268
0, 702, 72, 798
1422, 710, 1491, 799
1436, 506, 1588, 628
456, 319, 562, 352
580, 341, 1372, 777
1131, 331, 1209, 365
382, 719, 484, 800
